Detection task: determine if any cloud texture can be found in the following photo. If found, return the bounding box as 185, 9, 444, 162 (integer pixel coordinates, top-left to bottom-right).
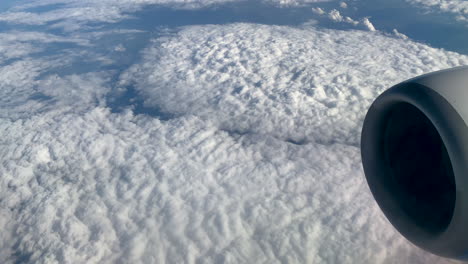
0, 0, 332, 31
121, 23, 466, 146
0, 1, 467, 264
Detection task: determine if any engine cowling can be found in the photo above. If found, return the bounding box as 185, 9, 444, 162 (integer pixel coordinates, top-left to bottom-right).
361, 66, 468, 260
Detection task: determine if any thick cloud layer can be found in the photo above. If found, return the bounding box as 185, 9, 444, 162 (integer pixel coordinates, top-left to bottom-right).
0, 108, 458, 264
1, 1, 467, 264
0, 108, 391, 263
121, 23, 467, 146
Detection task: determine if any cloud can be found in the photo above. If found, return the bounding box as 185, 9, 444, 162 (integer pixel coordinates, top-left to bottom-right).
0, 58, 58, 119
36, 72, 111, 108
262, 0, 331, 6
120, 23, 467, 147
328, 9, 344, 22
0, 0, 332, 30
311, 7, 326, 15
0, 106, 454, 264
0, 31, 88, 64
0, 2, 466, 264
0, 56, 113, 120
0, 29, 119, 120
406, 0, 468, 23
311, 8, 376, 29
392, 28, 409, 39
0, 7, 133, 31
361, 17, 376, 31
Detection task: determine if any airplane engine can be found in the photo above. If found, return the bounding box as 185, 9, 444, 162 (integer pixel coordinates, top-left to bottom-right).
361, 66, 468, 259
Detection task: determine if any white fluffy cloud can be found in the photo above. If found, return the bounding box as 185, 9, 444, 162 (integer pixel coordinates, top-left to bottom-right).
0, 107, 454, 264
406, 0, 468, 22
120, 23, 467, 146
311, 8, 377, 31
0, 1, 467, 264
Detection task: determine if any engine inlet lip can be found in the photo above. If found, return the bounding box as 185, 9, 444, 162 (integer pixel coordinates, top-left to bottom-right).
361, 82, 468, 259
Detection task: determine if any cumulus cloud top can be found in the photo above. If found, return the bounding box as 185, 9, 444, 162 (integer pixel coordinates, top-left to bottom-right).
0, 1, 467, 264
120, 23, 466, 146
0, 107, 398, 263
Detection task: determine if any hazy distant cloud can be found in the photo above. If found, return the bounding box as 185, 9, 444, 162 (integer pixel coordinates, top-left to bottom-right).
0, 29, 125, 121
0, 31, 88, 45
406, 0, 468, 23
263, 0, 331, 6
0, 35, 113, 120
0, 0, 332, 30
392, 28, 409, 39
0, 31, 88, 63
14, 0, 332, 9
311, 7, 326, 15
312, 8, 378, 29
0, 7, 128, 26
0, 59, 112, 120
114, 44, 126, 52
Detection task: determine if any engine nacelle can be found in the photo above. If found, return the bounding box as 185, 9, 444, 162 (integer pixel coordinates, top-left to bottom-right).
361, 66, 468, 260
